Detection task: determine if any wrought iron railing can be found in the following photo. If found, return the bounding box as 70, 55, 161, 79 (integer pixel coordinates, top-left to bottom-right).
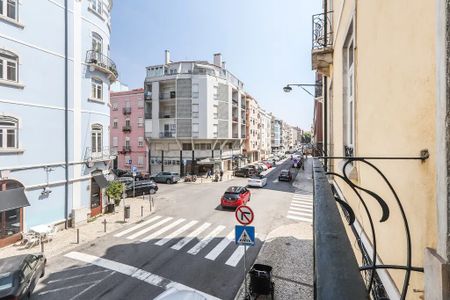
85, 50, 118, 78
122, 125, 131, 132
84, 146, 116, 162
122, 107, 131, 114
122, 146, 131, 153
315, 149, 429, 299
312, 11, 333, 50
159, 131, 175, 138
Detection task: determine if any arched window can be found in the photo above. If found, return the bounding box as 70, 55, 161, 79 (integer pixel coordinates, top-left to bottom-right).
91, 0, 102, 16
0, 116, 18, 149
91, 124, 103, 154
0, 0, 18, 20
92, 32, 103, 54
0, 50, 18, 82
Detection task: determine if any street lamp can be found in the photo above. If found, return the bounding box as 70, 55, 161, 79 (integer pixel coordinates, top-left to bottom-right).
282, 83, 319, 97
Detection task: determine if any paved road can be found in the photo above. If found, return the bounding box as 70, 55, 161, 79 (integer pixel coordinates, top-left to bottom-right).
32, 157, 313, 300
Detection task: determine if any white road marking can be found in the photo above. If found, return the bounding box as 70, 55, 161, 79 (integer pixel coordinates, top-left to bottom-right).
171, 223, 211, 250
293, 195, 313, 199
205, 230, 235, 261
140, 218, 186, 242
287, 215, 313, 222
272, 179, 279, 183
127, 217, 173, 240
289, 207, 313, 213
114, 216, 162, 237
187, 225, 226, 255
38, 281, 101, 296
47, 270, 111, 283
292, 199, 313, 205
64, 252, 220, 300
225, 234, 259, 267
68, 271, 116, 300
288, 210, 313, 217
290, 203, 313, 209
155, 220, 198, 246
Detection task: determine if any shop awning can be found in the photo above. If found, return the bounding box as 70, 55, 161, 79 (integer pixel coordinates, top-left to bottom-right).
197, 158, 222, 165
93, 174, 109, 189
0, 188, 30, 213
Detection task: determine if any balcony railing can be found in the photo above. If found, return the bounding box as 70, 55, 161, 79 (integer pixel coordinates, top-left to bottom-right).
312, 11, 333, 50
84, 146, 116, 163
159, 131, 175, 138
159, 113, 175, 119
85, 50, 118, 81
122, 146, 131, 153
160, 91, 176, 100
122, 107, 131, 114
122, 125, 131, 132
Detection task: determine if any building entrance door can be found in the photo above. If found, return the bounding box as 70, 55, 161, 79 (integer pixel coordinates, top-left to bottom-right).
90, 177, 102, 217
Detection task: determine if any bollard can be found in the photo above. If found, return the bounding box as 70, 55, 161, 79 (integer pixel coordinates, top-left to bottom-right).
40, 236, 44, 253
150, 196, 153, 212
141, 205, 144, 217
76, 228, 80, 244
103, 219, 107, 232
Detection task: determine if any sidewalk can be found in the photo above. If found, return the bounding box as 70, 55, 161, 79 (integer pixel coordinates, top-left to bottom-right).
181, 171, 235, 184
0, 196, 156, 260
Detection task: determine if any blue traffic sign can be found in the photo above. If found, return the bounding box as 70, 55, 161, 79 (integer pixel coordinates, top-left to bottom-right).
131, 165, 138, 172
235, 225, 255, 246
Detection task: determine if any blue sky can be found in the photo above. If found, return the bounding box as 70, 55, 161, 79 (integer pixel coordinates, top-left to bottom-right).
110, 0, 321, 130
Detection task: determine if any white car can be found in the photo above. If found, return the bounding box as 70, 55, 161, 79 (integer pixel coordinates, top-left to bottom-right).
248, 175, 267, 188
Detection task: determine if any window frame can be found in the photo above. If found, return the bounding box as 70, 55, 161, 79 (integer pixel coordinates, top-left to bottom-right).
91, 78, 103, 101
0, 116, 18, 150
91, 32, 103, 54
0, 50, 18, 82
343, 21, 355, 157
91, 124, 103, 154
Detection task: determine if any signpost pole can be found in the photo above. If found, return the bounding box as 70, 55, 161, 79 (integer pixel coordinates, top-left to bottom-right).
244, 243, 248, 299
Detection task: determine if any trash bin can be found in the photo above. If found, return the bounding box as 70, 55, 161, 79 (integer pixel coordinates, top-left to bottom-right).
124, 205, 130, 219
107, 203, 115, 213
249, 264, 274, 296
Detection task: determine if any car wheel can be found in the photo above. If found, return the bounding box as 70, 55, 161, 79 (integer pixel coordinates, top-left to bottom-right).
149, 188, 156, 195
166, 179, 172, 184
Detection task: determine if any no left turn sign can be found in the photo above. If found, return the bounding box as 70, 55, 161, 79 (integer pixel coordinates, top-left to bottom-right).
235, 205, 254, 225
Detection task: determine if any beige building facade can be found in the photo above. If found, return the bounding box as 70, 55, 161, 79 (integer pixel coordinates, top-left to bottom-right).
244, 95, 261, 162
312, 0, 449, 299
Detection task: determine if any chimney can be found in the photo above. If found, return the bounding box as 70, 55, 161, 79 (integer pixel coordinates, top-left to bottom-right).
213, 53, 222, 67
165, 50, 170, 64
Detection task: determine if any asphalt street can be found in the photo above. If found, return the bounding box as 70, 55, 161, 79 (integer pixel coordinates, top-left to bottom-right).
32, 157, 313, 300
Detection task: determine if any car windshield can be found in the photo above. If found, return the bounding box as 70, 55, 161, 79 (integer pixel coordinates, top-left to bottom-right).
0, 273, 13, 291
280, 170, 289, 174
224, 193, 240, 199
225, 186, 242, 194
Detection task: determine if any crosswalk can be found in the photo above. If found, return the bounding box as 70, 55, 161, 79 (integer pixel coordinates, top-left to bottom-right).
287, 191, 313, 223
113, 216, 258, 267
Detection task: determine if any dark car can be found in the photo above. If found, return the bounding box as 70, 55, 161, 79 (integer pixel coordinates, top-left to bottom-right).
220, 186, 251, 209
112, 169, 147, 181
278, 169, 293, 182
246, 165, 264, 174
234, 168, 256, 178
124, 180, 158, 197
0, 254, 46, 300
149, 172, 180, 184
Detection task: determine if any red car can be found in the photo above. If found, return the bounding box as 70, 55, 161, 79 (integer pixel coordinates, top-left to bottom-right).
262, 161, 273, 169
221, 186, 251, 208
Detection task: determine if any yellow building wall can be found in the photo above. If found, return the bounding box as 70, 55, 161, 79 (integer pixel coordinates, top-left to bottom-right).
329, 0, 436, 298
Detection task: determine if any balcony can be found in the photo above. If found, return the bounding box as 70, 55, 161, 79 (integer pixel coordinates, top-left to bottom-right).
232, 99, 238, 107
160, 91, 176, 100
122, 145, 131, 153
85, 50, 118, 81
84, 146, 117, 163
122, 125, 131, 132
122, 107, 131, 115
159, 131, 175, 138
311, 11, 333, 76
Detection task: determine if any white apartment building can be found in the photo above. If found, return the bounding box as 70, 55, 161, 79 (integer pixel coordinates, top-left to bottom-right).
144, 52, 246, 175
244, 95, 260, 163
259, 109, 272, 160
271, 115, 282, 153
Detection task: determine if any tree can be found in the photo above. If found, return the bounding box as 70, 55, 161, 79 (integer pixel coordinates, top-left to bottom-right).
302, 132, 312, 143
106, 181, 124, 206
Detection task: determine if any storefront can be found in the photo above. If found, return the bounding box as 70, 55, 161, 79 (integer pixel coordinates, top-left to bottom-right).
90, 172, 109, 217
0, 180, 30, 248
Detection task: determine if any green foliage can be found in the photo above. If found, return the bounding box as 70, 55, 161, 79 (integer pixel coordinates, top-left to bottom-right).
302, 132, 312, 143
106, 181, 124, 206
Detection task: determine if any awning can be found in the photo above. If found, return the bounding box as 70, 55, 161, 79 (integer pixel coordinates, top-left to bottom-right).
0, 188, 30, 213
197, 158, 222, 165
93, 174, 109, 189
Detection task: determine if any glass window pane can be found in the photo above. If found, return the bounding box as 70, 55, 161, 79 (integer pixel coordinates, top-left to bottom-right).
7, 0, 15, 20
97, 85, 102, 99
91, 133, 96, 152
6, 61, 16, 82
97, 133, 102, 152
5, 208, 20, 236
0, 130, 3, 148
0, 0, 3, 15
0, 59, 3, 79
6, 129, 15, 147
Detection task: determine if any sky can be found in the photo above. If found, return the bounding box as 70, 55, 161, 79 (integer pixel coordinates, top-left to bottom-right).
110, 0, 321, 130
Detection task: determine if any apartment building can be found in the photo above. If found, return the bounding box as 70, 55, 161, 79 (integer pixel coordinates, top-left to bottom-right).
0, 0, 116, 247
271, 115, 282, 153
259, 109, 272, 160
281, 122, 291, 151
312, 0, 449, 299
111, 88, 148, 173
244, 94, 260, 163
144, 52, 246, 175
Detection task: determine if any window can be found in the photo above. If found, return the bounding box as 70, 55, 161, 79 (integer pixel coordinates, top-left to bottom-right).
343, 23, 355, 156
125, 137, 130, 147
125, 101, 130, 108
138, 117, 144, 127
0, 116, 18, 149
125, 118, 130, 127
91, 78, 103, 100
92, 32, 103, 54
138, 137, 144, 147
182, 143, 192, 150
91, 124, 102, 153
192, 84, 199, 98
124, 155, 131, 164
0, 50, 18, 82
138, 156, 144, 166
138, 100, 144, 108
0, 0, 17, 20
91, 0, 102, 16
192, 123, 199, 133
113, 119, 118, 128
112, 102, 118, 110
112, 136, 118, 147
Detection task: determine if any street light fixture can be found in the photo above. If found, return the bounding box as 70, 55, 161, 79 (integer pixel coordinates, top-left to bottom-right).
282, 83, 319, 97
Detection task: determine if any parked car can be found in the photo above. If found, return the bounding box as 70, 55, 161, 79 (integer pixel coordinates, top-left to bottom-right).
278, 169, 293, 182
112, 169, 147, 181
246, 165, 264, 174
261, 161, 273, 169
248, 174, 268, 188
149, 172, 180, 184
124, 180, 158, 197
220, 186, 251, 208
256, 163, 268, 171
234, 168, 256, 178
0, 254, 46, 300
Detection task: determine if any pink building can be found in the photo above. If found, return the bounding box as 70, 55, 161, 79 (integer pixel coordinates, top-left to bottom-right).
110, 88, 148, 173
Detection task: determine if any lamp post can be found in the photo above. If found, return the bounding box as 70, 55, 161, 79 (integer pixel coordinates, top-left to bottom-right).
283, 82, 327, 170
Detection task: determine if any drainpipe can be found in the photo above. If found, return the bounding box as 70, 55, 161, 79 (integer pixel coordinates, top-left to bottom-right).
323, 0, 328, 171
64, 0, 69, 229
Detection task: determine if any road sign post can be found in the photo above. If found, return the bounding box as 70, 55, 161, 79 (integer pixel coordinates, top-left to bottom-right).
235, 224, 255, 299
